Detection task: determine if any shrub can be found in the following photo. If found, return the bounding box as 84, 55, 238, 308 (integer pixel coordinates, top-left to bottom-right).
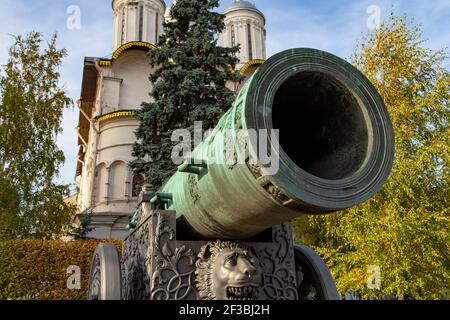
0, 239, 122, 300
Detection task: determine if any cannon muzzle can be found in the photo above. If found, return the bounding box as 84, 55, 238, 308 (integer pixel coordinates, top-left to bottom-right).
159, 48, 395, 240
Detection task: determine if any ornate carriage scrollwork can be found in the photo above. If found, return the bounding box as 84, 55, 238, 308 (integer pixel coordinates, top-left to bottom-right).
150, 212, 198, 300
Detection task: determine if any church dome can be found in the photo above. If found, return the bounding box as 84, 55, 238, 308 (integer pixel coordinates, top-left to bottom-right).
165, 0, 175, 19
112, 0, 166, 10
224, 0, 264, 18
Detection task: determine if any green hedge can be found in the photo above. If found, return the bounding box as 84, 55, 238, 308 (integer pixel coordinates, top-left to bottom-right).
0, 240, 122, 300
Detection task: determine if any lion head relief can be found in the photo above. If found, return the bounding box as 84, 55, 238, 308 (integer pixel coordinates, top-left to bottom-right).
195, 241, 262, 300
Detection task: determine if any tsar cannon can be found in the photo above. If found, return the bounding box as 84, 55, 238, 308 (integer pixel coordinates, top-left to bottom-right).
88, 48, 395, 300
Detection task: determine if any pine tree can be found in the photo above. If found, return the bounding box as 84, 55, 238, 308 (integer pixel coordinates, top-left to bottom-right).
131, 0, 240, 190
0, 32, 76, 240
295, 13, 449, 300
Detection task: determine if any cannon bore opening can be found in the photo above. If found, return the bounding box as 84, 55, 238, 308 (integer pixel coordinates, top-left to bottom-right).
272, 71, 369, 180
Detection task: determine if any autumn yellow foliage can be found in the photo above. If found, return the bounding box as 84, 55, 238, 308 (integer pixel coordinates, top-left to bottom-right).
295, 13, 449, 300
0, 240, 122, 300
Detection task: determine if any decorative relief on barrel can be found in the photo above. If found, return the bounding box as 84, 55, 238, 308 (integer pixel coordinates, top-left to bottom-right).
234, 97, 244, 129
246, 158, 303, 211
246, 158, 262, 178
195, 241, 262, 300
223, 116, 238, 169
263, 182, 291, 204
188, 174, 200, 204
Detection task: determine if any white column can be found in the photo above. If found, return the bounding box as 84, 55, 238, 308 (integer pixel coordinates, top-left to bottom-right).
143, 4, 149, 42
154, 11, 159, 43
158, 12, 164, 40
238, 22, 246, 63
148, 8, 156, 44
119, 6, 124, 47
245, 20, 252, 62
261, 27, 266, 59
122, 5, 128, 44
113, 12, 118, 50
127, 5, 137, 42
251, 22, 257, 60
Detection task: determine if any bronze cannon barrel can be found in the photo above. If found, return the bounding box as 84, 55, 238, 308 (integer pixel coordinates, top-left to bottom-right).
158, 48, 395, 240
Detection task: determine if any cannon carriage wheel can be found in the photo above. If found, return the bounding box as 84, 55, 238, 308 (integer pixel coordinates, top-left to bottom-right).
87, 243, 122, 300
294, 245, 341, 300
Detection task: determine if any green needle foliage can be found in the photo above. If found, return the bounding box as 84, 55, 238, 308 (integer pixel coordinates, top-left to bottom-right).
0, 32, 76, 240
295, 13, 449, 300
132, 0, 241, 190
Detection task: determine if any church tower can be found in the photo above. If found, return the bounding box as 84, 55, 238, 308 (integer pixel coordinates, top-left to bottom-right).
219, 0, 266, 72
74, 1, 166, 239
112, 0, 166, 50
74, 1, 268, 240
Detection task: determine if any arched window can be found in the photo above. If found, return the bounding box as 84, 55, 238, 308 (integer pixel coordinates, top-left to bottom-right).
110, 161, 128, 200
132, 174, 145, 197
94, 163, 108, 204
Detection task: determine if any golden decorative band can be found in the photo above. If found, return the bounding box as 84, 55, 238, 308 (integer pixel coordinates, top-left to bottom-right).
97, 111, 135, 123
112, 41, 157, 60
98, 42, 157, 68
99, 60, 112, 66
240, 59, 266, 75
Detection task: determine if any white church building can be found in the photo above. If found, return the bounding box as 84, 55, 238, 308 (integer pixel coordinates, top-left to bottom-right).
74, 0, 267, 239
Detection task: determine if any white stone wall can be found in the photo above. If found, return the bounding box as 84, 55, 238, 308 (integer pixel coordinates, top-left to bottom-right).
77, 49, 155, 239
110, 50, 155, 111
219, 9, 266, 67
112, 0, 165, 50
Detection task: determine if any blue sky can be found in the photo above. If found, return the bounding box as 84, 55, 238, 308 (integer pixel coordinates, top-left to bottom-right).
0, 0, 449, 186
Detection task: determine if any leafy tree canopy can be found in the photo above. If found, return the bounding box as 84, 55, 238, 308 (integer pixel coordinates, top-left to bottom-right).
0, 32, 76, 240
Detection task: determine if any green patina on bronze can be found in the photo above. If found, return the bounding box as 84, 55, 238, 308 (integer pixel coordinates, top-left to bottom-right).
158, 48, 395, 240
128, 209, 140, 230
